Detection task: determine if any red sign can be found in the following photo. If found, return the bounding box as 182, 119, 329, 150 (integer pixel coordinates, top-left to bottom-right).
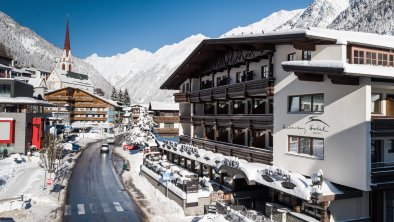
0, 119, 14, 144
32, 118, 44, 150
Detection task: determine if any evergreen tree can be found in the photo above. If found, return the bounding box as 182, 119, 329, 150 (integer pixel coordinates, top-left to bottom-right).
110, 87, 118, 101
124, 89, 131, 106
118, 89, 123, 103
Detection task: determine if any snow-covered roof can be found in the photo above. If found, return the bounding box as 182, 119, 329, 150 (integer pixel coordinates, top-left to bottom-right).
53, 68, 93, 87
0, 64, 11, 70
226, 27, 394, 50
28, 77, 46, 88
149, 101, 179, 111
282, 60, 394, 79
0, 97, 54, 106
159, 139, 344, 201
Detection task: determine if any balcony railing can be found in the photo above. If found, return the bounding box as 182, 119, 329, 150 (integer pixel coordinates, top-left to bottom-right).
174, 92, 189, 103
74, 96, 94, 102
180, 114, 273, 129
71, 117, 107, 121
156, 128, 179, 135
46, 96, 74, 101
153, 116, 180, 123
371, 161, 394, 189
72, 111, 107, 115
179, 135, 272, 164
189, 78, 271, 102
371, 117, 394, 137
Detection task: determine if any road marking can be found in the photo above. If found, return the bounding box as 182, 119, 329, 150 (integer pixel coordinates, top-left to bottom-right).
113, 202, 124, 212
102, 202, 111, 213
77, 204, 85, 215
64, 205, 71, 215
90, 203, 97, 214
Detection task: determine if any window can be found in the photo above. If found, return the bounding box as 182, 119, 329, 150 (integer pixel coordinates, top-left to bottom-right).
252, 99, 265, 114
302, 51, 312, 61
378, 53, 388, 66
288, 136, 324, 159
353, 50, 364, 64
233, 100, 245, 114
186, 83, 190, 91
261, 65, 268, 78
164, 123, 174, 128
287, 53, 296, 61
390, 55, 394, 67
389, 140, 394, 153
371, 93, 381, 114
366, 52, 377, 65
217, 101, 228, 115
236, 72, 242, 83
0, 84, 11, 97
288, 94, 324, 113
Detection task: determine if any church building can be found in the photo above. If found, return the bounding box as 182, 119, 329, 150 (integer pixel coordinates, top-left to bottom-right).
46, 18, 93, 92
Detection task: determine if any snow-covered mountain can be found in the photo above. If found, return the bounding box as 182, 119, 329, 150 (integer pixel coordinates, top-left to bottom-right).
85, 49, 153, 86
275, 0, 350, 31
117, 34, 207, 103
0, 11, 112, 95
86, 0, 392, 103
329, 0, 394, 35
220, 9, 304, 38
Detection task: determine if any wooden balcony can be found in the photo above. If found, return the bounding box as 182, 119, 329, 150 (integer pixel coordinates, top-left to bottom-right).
180, 114, 273, 129
188, 78, 272, 102
371, 117, 394, 137
45, 96, 74, 102
74, 96, 94, 102
153, 116, 180, 123
179, 135, 272, 165
74, 103, 109, 108
70, 117, 107, 121
72, 111, 107, 115
174, 92, 189, 103
371, 161, 394, 190
156, 128, 179, 135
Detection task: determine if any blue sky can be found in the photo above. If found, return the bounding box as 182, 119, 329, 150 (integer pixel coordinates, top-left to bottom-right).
1, 0, 311, 58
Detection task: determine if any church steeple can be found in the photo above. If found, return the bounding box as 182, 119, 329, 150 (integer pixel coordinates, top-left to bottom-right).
64, 17, 71, 52
60, 16, 73, 72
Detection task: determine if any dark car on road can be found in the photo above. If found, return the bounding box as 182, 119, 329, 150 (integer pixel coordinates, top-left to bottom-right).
101, 144, 109, 153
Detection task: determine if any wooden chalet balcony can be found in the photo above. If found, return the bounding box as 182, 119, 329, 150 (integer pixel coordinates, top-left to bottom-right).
180, 114, 273, 129
74, 103, 109, 108
71, 117, 107, 121
174, 92, 189, 103
153, 116, 180, 123
371, 117, 394, 137
74, 96, 94, 102
45, 96, 74, 101
189, 78, 271, 102
371, 161, 394, 190
72, 111, 107, 115
156, 128, 179, 135
179, 135, 272, 164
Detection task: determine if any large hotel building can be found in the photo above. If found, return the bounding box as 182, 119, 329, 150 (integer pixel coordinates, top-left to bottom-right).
159, 28, 394, 221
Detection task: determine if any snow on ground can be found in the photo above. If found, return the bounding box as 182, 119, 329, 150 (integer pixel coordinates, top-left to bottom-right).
0, 138, 99, 221
114, 147, 198, 222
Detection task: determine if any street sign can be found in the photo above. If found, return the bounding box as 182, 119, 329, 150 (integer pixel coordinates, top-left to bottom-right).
162, 171, 172, 181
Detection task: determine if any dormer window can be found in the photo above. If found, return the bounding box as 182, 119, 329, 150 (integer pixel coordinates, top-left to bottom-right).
302, 51, 312, 61
287, 53, 296, 61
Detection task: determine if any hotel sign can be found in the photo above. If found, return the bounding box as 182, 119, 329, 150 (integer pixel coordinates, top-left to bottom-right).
283, 116, 330, 135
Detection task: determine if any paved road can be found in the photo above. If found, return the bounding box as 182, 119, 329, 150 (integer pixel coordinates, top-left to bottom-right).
64, 141, 143, 222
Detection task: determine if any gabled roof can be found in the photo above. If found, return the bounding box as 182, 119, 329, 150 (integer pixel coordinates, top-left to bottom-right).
45, 87, 119, 108
53, 68, 92, 87
149, 101, 179, 111
28, 77, 46, 88
161, 28, 394, 90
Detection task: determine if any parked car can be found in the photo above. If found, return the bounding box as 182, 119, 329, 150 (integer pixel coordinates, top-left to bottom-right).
107, 134, 115, 144
123, 143, 137, 151
101, 144, 109, 153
